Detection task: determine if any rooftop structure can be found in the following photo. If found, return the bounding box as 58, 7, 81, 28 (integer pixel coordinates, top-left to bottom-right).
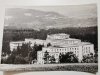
47, 33, 70, 40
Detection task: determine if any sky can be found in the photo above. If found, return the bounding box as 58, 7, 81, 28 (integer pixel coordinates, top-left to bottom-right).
5, 4, 97, 18
4, 4, 97, 29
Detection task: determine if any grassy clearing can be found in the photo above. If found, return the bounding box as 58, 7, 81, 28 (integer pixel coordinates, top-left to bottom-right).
0, 63, 98, 73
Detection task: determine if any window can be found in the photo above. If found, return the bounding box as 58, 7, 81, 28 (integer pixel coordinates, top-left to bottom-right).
61, 49, 63, 51
86, 50, 87, 53
88, 47, 90, 50
84, 50, 85, 53
88, 50, 90, 53
65, 49, 66, 51
86, 47, 87, 50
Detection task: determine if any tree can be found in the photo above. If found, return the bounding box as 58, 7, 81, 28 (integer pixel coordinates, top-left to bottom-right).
47, 43, 51, 47
6, 53, 16, 64
18, 43, 30, 57
94, 52, 98, 63
3, 43, 33, 64
59, 52, 78, 63
31, 43, 44, 60
14, 54, 27, 64
43, 51, 50, 64
82, 53, 95, 63
2, 42, 11, 55
49, 55, 56, 63
31, 43, 38, 60
38, 44, 43, 50
28, 51, 33, 64
72, 54, 78, 63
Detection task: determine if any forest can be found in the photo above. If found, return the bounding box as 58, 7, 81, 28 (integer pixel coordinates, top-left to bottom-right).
1, 26, 98, 64
2, 26, 98, 54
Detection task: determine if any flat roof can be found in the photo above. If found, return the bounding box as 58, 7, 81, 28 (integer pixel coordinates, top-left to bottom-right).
25, 38, 45, 41
43, 42, 93, 49
81, 42, 92, 45
65, 38, 81, 41
10, 41, 25, 44
48, 33, 70, 36
46, 38, 81, 41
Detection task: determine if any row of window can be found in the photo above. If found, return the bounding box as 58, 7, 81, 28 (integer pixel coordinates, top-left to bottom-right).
82, 47, 91, 53
45, 47, 79, 52
52, 40, 80, 45
83, 47, 90, 50
83, 49, 90, 53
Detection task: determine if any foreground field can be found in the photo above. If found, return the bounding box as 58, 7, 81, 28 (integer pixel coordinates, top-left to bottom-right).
4, 71, 95, 75
0, 63, 98, 73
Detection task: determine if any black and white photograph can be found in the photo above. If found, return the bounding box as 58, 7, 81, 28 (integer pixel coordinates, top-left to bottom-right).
0, 3, 98, 73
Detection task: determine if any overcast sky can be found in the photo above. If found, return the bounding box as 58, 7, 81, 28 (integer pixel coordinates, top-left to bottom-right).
5, 4, 97, 18
3, 1, 98, 29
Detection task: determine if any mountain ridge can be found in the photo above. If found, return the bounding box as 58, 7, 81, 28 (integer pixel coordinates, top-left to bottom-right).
4, 7, 97, 30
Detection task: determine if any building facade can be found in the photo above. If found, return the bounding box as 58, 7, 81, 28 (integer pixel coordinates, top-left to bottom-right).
25, 38, 46, 46
37, 33, 94, 64
10, 39, 46, 51
9, 33, 94, 64
10, 41, 25, 51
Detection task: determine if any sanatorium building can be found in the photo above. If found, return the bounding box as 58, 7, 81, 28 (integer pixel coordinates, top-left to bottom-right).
10, 33, 94, 64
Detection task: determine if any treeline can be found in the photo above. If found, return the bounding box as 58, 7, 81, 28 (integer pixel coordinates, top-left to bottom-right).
1, 43, 97, 64
43, 51, 97, 64
2, 26, 98, 54
1, 43, 44, 64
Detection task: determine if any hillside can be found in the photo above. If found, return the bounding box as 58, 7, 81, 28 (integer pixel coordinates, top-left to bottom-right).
4, 5, 97, 30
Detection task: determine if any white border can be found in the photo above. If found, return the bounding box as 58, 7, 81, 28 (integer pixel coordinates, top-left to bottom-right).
0, 0, 99, 75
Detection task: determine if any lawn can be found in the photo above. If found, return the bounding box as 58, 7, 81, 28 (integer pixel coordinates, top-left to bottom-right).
0, 63, 98, 73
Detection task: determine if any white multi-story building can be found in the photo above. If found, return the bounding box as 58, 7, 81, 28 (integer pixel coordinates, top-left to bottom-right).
37, 33, 94, 64
9, 33, 95, 64
25, 38, 46, 46
10, 41, 25, 51
10, 39, 46, 51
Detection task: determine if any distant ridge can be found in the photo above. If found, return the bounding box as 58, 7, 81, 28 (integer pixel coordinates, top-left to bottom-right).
4, 4, 97, 30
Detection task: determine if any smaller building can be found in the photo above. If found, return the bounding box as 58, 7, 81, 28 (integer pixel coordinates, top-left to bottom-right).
37, 51, 44, 64
25, 38, 46, 46
10, 38, 47, 52
10, 41, 25, 51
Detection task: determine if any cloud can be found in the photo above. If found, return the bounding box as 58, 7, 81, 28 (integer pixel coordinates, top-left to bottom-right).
24, 13, 32, 16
